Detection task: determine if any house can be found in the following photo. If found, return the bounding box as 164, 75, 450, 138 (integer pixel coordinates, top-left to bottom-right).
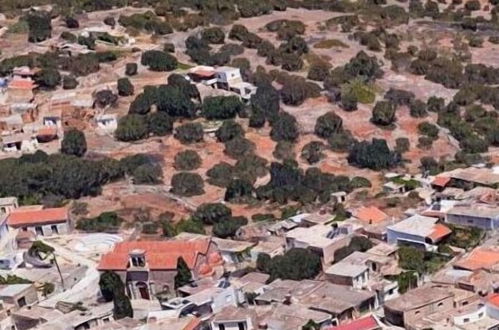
0, 114, 24, 135
210, 306, 257, 330
95, 113, 118, 133
285, 223, 353, 264
445, 204, 499, 230
11, 305, 64, 329
97, 239, 222, 299
0, 284, 38, 309
442, 167, 499, 189
7, 206, 70, 236
0, 197, 18, 214
212, 237, 255, 271
329, 315, 381, 330
232, 272, 270, 296
261, 303, 333, 329
352, 206, 389, 225
36, 126, 59, 143
2, 133, 38, 153
250, 237, 285, 262
36, 303, 115, 330
431, 176, 451, 191
6, 78, 37, 103
384, 284, 455, 328
386, 215, 451, 251
164, 278, 244, 317
453, 247, 499, 272
215, 66, 243, 89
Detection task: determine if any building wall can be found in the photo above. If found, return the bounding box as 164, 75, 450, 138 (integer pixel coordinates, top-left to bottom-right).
22, 221, 69, 237
211, 318, 252, 330
322, 236, 351, 264
446, 214, 496, 230
453, 305, 485, 326
486, 304, 499, 320
0, 286, 38, 307
387, 229, 427, 248
326, 273, 354, 287
404, 296, 454, 327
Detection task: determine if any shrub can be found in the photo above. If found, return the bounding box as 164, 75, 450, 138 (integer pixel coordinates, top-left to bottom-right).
270, 113, 299, 142
213, 216, 248, 238
193, 203, 232, 225
147, 112, 174, 136
273, 141, 296, 160
348, 139, 400, 170
174, 123, 204, 144
409, 100, 428, 118
202, 96, 244, 120
77, 212, 123, 232
115, 115, 149, 142
125, 63, 138, 76
171, 172, 204, 196
307, 61, 331, 81
280, 76, 321, 106
117, 77, 134, 96
34, 68, 61, 90
201, 27, 225, 44
315, 112, 343, 139
328, 131, 356, 152
62, 75, 78, 89
265, 248, 321, 281
418, 122, 439, 138
350, 176, 372, 188
141, 50, 177, 71
371, 101, 396, 126
65, 17, 79, 29
427, 96, 445, 112
133, 163, 162, 184
156, 85, 196, 118
216, 120, 244, 142
395, 137, 410, 153
384, 88, 415, 106
340, 92, 358, 111
224, 137, 255, 159
61, 129, 87, 157
301, 141, 325, 164
174, 150, 201, 171
27, 11, 52, 43
207, 162, 234, 187
225, 179, 254, 203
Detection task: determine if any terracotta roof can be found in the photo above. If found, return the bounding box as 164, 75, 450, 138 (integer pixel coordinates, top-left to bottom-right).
8, 79, 37, 90
37, 126, 57, 137
7, 207, 68, 227
190, 70, 216, 78
432, 176, 451, 187
488, 293, 499, 308
355, 206, 388, 224
454, 248, 499, 271
428, 223, 452, 242
98, 240, 212, 271
330, 315, 379, 330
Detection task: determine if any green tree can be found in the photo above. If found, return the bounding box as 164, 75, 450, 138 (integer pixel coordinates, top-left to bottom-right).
398, 246, 425, 274
113, 291, 133, 319
174, 150, 201, 171
34, 68, 61, 89
27, 11, 52, 43
301, 141, 325, 164
266, 248, 321, 281
125, 63, 138, 76
132, 163, 162, 184
171, 172, 204, 196
270, 113, 299, 142
117, 77, 134, 96
174, 257, 192, 289
141, 50, 177, 71
99, 271, 124, 302
315, 112, 343, 139
202, 96, 244, 120
174, 123, 204, 144
194, 203, 232, 225
216, 120, 244, 142
371, 101, 396, 126
157, 86, 196, 118
115, 115, 149, 141
61, 129, 87, 157
147, 112, 174, 136
213, 216, 248, 238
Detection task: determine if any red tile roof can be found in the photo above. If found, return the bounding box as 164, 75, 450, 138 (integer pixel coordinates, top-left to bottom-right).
330, 315, 379, 330
7, 207, 68, 227
488, 294, 499, 308
355, 206, 388, 224
432, 176, 451, 187
428, 223, 452, 242
98, 240, 212, 271
454, 248, 499, 271
37, 126, 57, 137
8, 79, 37, 90
190, 70, 216, 78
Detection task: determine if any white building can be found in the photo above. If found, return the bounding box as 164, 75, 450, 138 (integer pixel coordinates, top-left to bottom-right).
7, 206, 71, 236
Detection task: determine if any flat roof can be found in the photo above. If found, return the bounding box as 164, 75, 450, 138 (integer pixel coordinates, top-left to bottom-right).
286, 224, 348, 248
325, 262, 368, 277
384, 285, 453, 312
387, 215, 440, 237
0, 284, 32, 297
448, 204, 499, 218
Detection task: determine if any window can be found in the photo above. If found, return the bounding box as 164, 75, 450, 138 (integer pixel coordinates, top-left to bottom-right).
463, 318, 470, 323
218, 325, 225, 330
35, 226, 43, 236
479, 312, 484, 318
415, 310, 420, 315
17, 297, 26, 307
51, 225, 59, 234
238, 323, 247, 330
437, 302, 444, 307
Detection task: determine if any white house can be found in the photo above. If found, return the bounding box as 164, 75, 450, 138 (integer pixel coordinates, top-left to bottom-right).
7, 206, 71, 236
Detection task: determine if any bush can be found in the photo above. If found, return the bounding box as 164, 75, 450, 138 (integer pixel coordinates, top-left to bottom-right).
62, 75, 78, 89
350, 176, 372, 188
340, 92, 358, 111
409, 99, 428, 118
371, 101, 396, 126
207, 162, 234, 187
280, 76, 321, 106
273, 141, 296, 160
147, 111, 174, 136
133, 163, 162, 184
171, 172, 204, 196
328, 131, 356, 152
213, 216, 248, 238
94, 90, 118, 108
77, 212, 123, 232
348, 139, 400, 170
216, 120, 244, 142
125, 63, 138, 76
156, 85, 196, 118
61, 129, 87, 157
225, 179, 254, 203
193, 203, 232, 225
34, 68, 61, 90
224, 137, 255, 159
117, 78, 134, 96
141, 50, 177, 71
27, 11, 52, 43
264, 248, 321, 281
315, 112, 343, 139
115, 115, 149, 141
65, 17, 79, 29
395, 137, 410, 153
384, 88, 415, 106
418, 122, 439, 138
174, 150, 201, 171
174, 123, 204, 144
270, 113, 299, 142
307, 61, 331, 81
202, 96, 244, 120
301, 141, 325, 164
201, 27, 225, 44
427, 96, 445, 112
